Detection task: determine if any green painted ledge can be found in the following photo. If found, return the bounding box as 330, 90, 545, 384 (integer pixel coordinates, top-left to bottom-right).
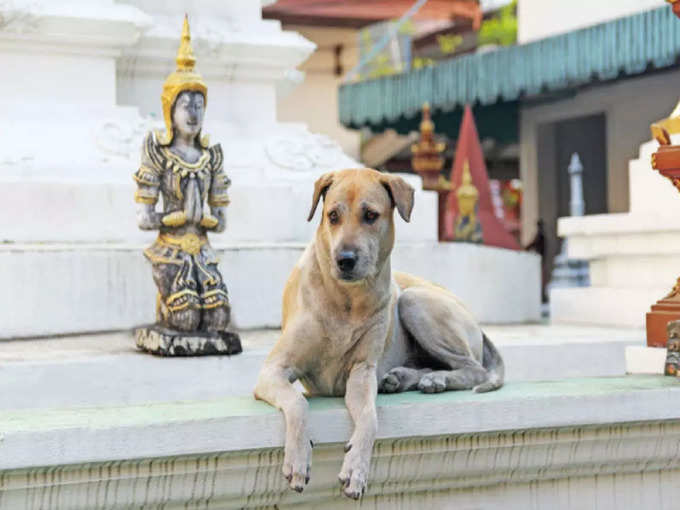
1, 375, 676, 435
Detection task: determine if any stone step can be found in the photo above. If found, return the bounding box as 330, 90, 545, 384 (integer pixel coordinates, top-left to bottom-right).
0, 241, 541, 338
0, 325, 643, 411
551, 286, 663, 328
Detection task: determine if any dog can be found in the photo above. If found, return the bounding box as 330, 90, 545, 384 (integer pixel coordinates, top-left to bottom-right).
254, 168, 504, 499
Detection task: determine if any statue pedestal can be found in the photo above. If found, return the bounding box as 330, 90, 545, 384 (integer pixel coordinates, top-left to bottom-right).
135, 326, 242, 357
645, 142, 680, 347
646, 294, 680, 347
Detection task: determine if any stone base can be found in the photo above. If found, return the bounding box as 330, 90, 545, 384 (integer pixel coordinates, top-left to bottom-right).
625, 346, 666, 375
135, 326, 242, 357
550, 286, 666, 328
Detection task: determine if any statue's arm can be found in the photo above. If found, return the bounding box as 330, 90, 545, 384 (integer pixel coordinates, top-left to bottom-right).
207, 144, 230, 233
133, 164, 162, 231
136, 203, 162, 230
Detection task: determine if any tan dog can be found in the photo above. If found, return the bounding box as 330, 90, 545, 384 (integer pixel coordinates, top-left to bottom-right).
254, 168, 504, 499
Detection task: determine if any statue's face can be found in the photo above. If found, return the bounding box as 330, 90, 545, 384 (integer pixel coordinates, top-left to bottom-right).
172, 91, 205, 140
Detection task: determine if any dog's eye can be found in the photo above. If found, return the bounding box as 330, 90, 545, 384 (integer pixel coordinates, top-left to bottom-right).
364, 210, 379, 224
328, 210, 340, 225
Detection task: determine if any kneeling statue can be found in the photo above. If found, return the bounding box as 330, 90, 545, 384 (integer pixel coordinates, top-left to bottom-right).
133, 16, 241, 356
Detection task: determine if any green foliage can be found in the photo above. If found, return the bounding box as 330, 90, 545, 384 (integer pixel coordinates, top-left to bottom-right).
366, 53, 398, 79
478, 0, 517, 47
398, 19, 417, 36
436, 34, 463, 55
412, 57, 435, 70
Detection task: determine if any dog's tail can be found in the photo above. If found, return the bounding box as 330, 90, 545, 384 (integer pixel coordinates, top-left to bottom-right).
473, 333, 505, 393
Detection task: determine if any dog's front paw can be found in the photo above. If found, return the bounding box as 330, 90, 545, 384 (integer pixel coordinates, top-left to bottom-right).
283, 436, 312, 492
378, 371, 401, 393
338, 444, 368, 499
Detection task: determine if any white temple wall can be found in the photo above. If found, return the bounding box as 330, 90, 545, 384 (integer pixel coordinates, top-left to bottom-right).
0, 53, 116, 106
518, 0, 665, 44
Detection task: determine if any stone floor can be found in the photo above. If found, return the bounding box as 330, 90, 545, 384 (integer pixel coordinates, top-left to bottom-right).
0, 323, 644, 361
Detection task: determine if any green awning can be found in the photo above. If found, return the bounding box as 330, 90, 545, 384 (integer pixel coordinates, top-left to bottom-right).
339, 5, 680, 139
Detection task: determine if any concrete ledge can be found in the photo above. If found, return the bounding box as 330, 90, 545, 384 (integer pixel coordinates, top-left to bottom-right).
1, 376, 680, 508
0, 375, 676, 470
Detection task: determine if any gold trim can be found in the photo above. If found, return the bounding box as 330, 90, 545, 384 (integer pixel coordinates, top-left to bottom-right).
133, 166, 160, 186
208, 194, 230, 207
174, 173, 183, 202
201, 289, 229, 309
134, 190, 158, 205
161, 146, 210, 170
166, 289, 200, 312
143, 251, 183, 265
158, 232, 207, 255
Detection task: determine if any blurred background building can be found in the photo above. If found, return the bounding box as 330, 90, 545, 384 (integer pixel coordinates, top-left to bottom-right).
267, 0, 680, 314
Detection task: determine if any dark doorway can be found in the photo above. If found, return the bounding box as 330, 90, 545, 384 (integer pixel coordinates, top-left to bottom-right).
536, 113, 608, 301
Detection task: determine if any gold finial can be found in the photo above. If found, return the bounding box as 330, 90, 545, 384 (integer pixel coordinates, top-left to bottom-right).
176, 15, 196, 71
420, 102, 434, 133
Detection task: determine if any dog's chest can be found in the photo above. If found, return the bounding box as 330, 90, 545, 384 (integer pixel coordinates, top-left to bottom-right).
300, 321, 380, 396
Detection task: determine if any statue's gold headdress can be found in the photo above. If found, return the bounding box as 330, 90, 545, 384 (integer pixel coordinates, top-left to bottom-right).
159, 15, 209, 146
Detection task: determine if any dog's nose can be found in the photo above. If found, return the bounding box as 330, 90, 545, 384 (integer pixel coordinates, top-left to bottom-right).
336, 251, 357, 272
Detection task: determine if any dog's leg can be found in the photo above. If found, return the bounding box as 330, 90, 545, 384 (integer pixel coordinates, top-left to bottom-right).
339, 361, 378, 499
254, 359, 312, 492
398, 287, 497, 393
379, 366, 432, 393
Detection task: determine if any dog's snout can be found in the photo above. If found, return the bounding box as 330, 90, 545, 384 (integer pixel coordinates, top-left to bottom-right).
336, 250, 357, 273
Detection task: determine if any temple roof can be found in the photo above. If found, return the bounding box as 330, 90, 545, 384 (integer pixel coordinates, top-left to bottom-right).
263, 0, 482, 29
339, 6, 680, 134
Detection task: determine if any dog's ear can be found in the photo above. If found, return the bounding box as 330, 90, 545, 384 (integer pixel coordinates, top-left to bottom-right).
307, 171, 335, 222
381, 174, 414, 222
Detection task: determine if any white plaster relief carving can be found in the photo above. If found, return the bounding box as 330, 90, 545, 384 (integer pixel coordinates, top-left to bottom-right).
265, 132, 342, 171
95, 116, 160, 161
0, 1, 41, 34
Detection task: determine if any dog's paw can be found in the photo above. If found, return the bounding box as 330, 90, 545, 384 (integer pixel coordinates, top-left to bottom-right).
418, 373, 447, 393
378, 371, 401, 393
283, 436, 313, 492
338, 445, 368, 499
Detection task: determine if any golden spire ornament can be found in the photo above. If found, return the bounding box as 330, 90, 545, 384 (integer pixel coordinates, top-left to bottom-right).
411, 102, 448, 191
159, 15, 209, 146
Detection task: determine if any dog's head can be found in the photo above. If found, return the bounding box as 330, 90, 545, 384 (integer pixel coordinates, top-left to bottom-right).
307, 168, 414, 283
